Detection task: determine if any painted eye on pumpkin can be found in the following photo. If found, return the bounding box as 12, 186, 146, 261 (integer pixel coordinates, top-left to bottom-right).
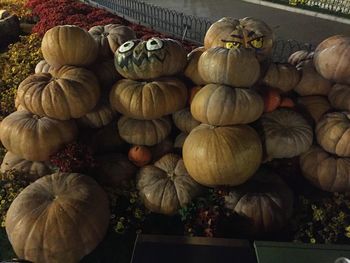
118, 40, 136, 53
146, 38, 164, 51
249, 37, 264, 49
225, 41, 242, 49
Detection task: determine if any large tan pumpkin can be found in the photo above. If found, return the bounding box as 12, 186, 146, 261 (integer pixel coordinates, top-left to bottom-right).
172, 108, 200, 133
294, 60, 332, 96
137, 153, 202, 215
316, 112, 350, 157
115, 38, 187, 80
0, 111, 78, 161
328, 84, 350, 111
258, 109, 313, 160
204, 17, 274, 62
191, 84, 263, 125
298, 95, 331, 123
41, 25, 98, 68
314, 35, 350, 85
5, 173, 110, 263
110, 78, 187, 119
198, 47, 260, 87
78, 103, 116, 129
183, 124, 262, 187
118, 116, 172, 146
184, 46, 206, 85
0, 151, 51, 181
300, 146, 350, 192
88, 24, 136, 59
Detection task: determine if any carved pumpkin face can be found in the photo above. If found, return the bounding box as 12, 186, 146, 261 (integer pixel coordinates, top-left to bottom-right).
114, 37, 187, 80
204, 17, 275, 62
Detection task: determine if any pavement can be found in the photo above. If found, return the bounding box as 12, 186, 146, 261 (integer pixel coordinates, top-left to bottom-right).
140, 0, 350, 45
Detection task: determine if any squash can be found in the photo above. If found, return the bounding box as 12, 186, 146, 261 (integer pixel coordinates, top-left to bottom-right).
115, 38, 187, 80
183, 124, 262, 187
204, 17, 274, 62
78, 103, 116, 129
88, 24, 136, 59
316, 112, 350, 157
191, 84, 263, 125
298, 95, 331, 123
0, 110, 78, 161
172, 108, 200, 133
118, 116, 172, 146
314, 35, 350, 85
5, 173, 110, 263
257, 109, 313, 160
34, 60, 55, 73
137, 153, 202, 215
0, 151, 51, 181
189, 86, 203, 105
110, 78, 187, 120
279, 97, 295, 108
288, 50, 313, 66
89, 59, 121, 92
128, 145, 152, 167
184, 46, 206, 85
328, 84, 350, 111
17, 66, 100, 120
261, 87, 281, 113
174, 132, 187, 149
300, 146, 350, 192
294, 60, 332, 96
41, 25, 98, 68
198, 47, 260, 88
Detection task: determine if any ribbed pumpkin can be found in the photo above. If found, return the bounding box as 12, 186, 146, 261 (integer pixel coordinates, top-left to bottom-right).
262, 63, 301, 92
89, 59, 121, 92
298, 95, 331, 123
328, 84, 350, 111
204, 17, 274, 62
314, 35, 350, 85
5, 173, 110, 263
258, 109, 313, 160
78, 103, 116, 128
137, 154, 202, 215
223, 168, 293, 234
0, 151, 51, 181
184, 46, 206, 85
41, 25, 98, 68
88, 24, 136, 59
174, 132, 187, 149
110, 78, 187, 119
288, 50, 313, 66
294, 60, 332, 96
115, 38, 187, 80
17, 66, 100, 120
183, 124, 262, 187
300, 146, 350, 192
150, 138, 174, 161
0, 111, 78, 161
316, 112, 350, 157
172, 108, 200, 133
34, 60, 54, 73
189, 86, 203, 105
118, 116, 172, 146
198, 47, 260, 87
191, 84, 263, 125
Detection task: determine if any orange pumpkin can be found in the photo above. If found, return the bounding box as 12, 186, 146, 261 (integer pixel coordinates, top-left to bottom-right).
261, 88, 281, 112
128, 145, 152, 167
279, 97, 295, 108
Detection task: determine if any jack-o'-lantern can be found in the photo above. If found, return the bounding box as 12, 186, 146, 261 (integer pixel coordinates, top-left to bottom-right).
204, 17, 275, 62
114, 37, 187, 80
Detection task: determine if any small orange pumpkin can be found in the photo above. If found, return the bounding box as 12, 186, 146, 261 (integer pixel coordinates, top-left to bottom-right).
279, 97, 295, 108
261, 88, 281, 113
128, 145, 152, 167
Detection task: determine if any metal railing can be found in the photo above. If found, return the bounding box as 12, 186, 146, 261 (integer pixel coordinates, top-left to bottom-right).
83, 0, 315, 63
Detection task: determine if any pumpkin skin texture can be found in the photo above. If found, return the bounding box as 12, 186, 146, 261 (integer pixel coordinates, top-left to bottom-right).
184, 46, 206, 85
150, 137, 174, 161
137, 153, 202, 215
204, 17, 274, 62
78, 104, 116, 129
88, 24, 136, 59
300, 146, 350, 192
17, 66, 100, 121
191, 84, 263, 125
183, 124, 262, 187
34, 60, 55, 73
316, 112, 350, 157
118, 116, 172, 146
110, 78, 187, 120
115, 38, 187, 80
198, 47, 260, 88
288, 50, 313, 66
258, 109, 313, 160
262, 63, 301, 92
89, 59, 121, 92
189, 86, 203, 105
314, 35, 350, 85
172, 108, 200, 133
294, 60, 332, 96
328, 84, 350, 111
298, 96, 331, 123
41, 25, 98, 68
174, 132, 187, 149
223, 169, 293, 235
128, 145, 152, 167
0, 111, 78, 161
0, 151, 51, 181
5, 173, 110, 263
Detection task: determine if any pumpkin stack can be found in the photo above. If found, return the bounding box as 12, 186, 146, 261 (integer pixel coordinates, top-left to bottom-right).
300, 35, 350, 193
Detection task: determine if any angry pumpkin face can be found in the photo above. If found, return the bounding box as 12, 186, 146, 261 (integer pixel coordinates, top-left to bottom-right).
114, 37, 187, 80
